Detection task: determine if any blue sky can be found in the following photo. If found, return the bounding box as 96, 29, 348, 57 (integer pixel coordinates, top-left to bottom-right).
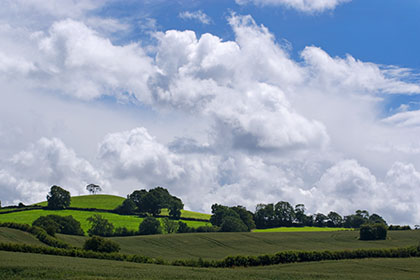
1, 0, 420, 224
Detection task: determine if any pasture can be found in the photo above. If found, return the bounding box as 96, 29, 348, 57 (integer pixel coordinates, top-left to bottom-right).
253, 226, 353, 232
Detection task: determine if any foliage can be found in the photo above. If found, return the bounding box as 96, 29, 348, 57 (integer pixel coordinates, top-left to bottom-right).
360, 223, 388, 240
162, 218, 178, 234
114, 226, 137, 236
87, 215, 115, 237
33, 215, 84, 236
210, 204, 250, 232
138, 217, 162, 235
220, 216, 248, 232
388, 225, 412, 230
177, 221, 192, 233
86, 184, 102, 195
83, 236, 120, 253
128, 187, 184, 217
114, 199, 136, 215
47, 186, 71, 210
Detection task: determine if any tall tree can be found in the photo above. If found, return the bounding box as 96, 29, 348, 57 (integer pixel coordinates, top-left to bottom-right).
327, 211, 343, 227
47, 185, 71, 210
274, 201, 295, 226
254, 203, 275, 229
87, 214, 114, 237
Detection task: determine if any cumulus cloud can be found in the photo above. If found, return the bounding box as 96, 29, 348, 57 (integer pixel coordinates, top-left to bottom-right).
0, 137, 107, 205
235, 0, 351, 13
179, 10, 212, 25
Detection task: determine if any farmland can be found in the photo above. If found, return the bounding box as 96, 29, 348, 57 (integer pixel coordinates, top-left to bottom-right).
1, 251, 420, 280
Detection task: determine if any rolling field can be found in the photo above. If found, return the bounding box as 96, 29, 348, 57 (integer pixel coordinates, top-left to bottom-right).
0, 228, 45, 246
253, 226, 353, 232
55, 230, 420, 260
1, 251, 420, 280
0, 209, 211, 234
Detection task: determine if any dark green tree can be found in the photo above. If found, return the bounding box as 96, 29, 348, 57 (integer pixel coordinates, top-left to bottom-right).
254, 203, 276, 229
274, 201, 295, 226
368, 213, 387, 225
177, 221, 192, 233
114, 198, 136, 215
87, 215, 114, 237
138, 217, 162, 235
168, 196, 184, 219
47, 185, 71, 210
231, 205, 256, 231
220, 216, 248, 232
210, 204, 240, 227
360, 223, 387, 240
314, 213, 328, 227
33, 215, 83, 236
162, 217, 178, 234
86, 184, 102, 195
128, 189, 148, 209
83, 236, 120, 253
327, 211, 343, 227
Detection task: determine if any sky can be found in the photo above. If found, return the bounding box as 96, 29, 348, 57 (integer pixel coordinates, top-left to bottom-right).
1, 0, 420, 225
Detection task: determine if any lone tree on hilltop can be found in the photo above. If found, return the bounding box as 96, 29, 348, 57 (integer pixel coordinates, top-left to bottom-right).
47, 185, 71, 210
86, 184, 102, 195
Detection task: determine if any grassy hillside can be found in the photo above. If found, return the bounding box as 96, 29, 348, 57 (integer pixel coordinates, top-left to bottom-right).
55, 230, 420, 260
0, 228, 45, 246
1, 251, 420, 280
34, 194, 211, 220
0, 209, 211, 234
253, 227, 353, 232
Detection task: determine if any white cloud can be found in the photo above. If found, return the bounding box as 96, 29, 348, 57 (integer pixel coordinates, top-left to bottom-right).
235, 0, 351, 13
179, 10, 212, 25
382, 110, 420, 127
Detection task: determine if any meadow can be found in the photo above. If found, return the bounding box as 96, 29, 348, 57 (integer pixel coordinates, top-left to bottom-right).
253, 226, 353, 232
1, 251, 420, 280
0, 209, 211, 233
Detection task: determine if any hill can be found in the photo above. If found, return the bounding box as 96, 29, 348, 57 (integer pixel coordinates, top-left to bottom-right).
34, 194, 211, 220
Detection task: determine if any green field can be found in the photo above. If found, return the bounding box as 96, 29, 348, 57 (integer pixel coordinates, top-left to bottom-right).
0, 228, 45, 246
1, 251, 420, 280
53, 230, 420, 260
32, 194, 211, 220
253, 226, 353, 232
0, 209, 211, 234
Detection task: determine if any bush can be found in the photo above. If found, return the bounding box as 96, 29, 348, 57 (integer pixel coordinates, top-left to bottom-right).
114, 227, 136, 236
177, 221, 192, 233
114, 199, 136, 215
87, 215, 114, 237
33, 215, 84, 236
138, 217, 162, 235
83, 236, 120, 253
220, 216, 248, 232
360, 223, 387, 240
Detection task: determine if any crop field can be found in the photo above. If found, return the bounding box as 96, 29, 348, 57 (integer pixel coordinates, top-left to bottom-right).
0, 209, 211, 234
0, 228, 45, 246
0, 251, 420, 280
52, 230, 420, 260
253, 226, 353, 232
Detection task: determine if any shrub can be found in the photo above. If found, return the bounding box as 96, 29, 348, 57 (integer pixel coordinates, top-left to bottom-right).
360, 223, 387, 240
87, 215, 114, 237
220, 216, 248, 232
177, 221, 192, 233
33, 215, 84, 236
138, 217, 162, 235
83, 236, 120, 253
114, 227, 136, 236
114, 199, 136, 215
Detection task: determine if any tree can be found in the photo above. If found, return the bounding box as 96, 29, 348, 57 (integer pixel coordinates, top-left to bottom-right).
368, 213, 387, 225
177, 221, 192, 233
114, 198, 136, 215
220, 216, 248, 232
314, 213, 328, 227
138, 192, 161, 216
162, 217, 178, 234
138, 217, 162, 235
210, 204, 240, 227
168, 196, 184, 219
294, 204, 307, 225
33, 215, 84, 236
327, 211, 343, 227
83, 236, 120, 253
86, 184, 102, 195
231, 206, 256, 231
128, 189, 148, 208
87, 215, 114, 237
274, 201, 295, 226
47, 185, 71, 210
254, 203, 276, 229
360, 223, 387, 240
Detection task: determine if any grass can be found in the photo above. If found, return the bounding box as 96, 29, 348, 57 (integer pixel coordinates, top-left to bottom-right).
35, 194, 125, 210
0, 209, 211, 234
1, 251, 420, 280
253, 226, 353, 232
0, 228, 45, 246
53, 230, 420, 260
